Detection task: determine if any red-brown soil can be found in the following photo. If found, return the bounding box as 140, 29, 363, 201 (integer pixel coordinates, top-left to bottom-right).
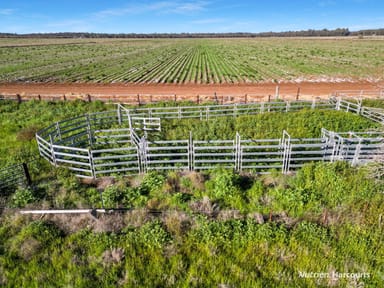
1, 81, 383, 103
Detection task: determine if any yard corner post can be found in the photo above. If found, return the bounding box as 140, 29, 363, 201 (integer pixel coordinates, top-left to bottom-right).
281, 130, 292, 174
188, 131, 194, 171
235, 132, 242, 172
49, 134, 57, 167
86, 114, 93, 147
351, 138, 362, 167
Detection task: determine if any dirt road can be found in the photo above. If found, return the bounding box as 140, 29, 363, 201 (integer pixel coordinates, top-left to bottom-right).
1, 81, 383, 102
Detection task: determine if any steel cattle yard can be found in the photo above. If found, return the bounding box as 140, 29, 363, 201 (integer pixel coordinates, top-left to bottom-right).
34, 97, 384, 179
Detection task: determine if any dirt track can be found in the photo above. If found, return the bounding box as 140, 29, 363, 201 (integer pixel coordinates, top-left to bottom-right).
1, 81, 383, 102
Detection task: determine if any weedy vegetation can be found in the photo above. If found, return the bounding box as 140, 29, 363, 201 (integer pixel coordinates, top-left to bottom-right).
0, 99, 383, 287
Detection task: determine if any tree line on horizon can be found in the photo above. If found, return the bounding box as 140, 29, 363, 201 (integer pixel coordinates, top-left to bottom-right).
0, 28, 383, 38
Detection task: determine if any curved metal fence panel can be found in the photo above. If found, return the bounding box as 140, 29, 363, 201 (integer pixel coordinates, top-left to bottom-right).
32, 99, 384, 180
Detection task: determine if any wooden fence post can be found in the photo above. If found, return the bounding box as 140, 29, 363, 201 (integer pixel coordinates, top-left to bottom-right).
22, 163, 32, 186
188, 131, 194, 171
86, 115, 93, 146
275, 86, 280, 100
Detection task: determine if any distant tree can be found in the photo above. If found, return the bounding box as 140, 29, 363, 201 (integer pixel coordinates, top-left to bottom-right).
1, 28, 383, 39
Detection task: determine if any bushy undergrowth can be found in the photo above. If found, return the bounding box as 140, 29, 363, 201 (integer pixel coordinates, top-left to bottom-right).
162, 109, 379, 140
1, 162, 383, 287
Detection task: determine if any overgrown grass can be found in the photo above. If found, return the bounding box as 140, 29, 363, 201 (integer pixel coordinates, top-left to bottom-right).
0, 162, 383, 287
362, 98, 384, 109
162, 109, 379, 140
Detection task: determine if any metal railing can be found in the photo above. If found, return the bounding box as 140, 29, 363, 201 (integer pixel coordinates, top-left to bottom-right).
32, 98, 384, 179
332, 97, 384, 124
332, 89, 384, 99
125, 99, 335, 120
0, 163, 31, 192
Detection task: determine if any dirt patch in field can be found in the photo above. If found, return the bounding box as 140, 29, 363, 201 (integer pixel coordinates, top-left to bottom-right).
1, 81, 383, 103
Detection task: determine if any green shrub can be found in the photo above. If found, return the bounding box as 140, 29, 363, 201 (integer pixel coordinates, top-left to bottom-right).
205, 169, 240, 199
123, 187, 148, 208
139, 171, 166, 195
102, 185, 124, 209
85, 187, 103, 207
245, 180, 265, 210
10, 187, 36, 208
137, 220, 171, 249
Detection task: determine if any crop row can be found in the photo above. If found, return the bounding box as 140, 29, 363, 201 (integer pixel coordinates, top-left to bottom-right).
0, 38, 383, 83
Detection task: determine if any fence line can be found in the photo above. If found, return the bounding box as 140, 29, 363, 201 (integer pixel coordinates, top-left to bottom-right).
333, 98, 384, 123
1, 89, 383, 104
0, 91, 317, 104
1, 89, 383, 105
123, 99, 335, 120
331, 89, 384, 99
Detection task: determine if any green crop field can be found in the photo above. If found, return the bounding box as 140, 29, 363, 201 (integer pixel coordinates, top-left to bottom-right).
0, 37, 383, 84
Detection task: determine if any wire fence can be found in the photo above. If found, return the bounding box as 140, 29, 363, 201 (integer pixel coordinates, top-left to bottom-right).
1, 88, 383, 104
125, 99, 335, 119
331, 89, 384, 99
0, 163, 30, 191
